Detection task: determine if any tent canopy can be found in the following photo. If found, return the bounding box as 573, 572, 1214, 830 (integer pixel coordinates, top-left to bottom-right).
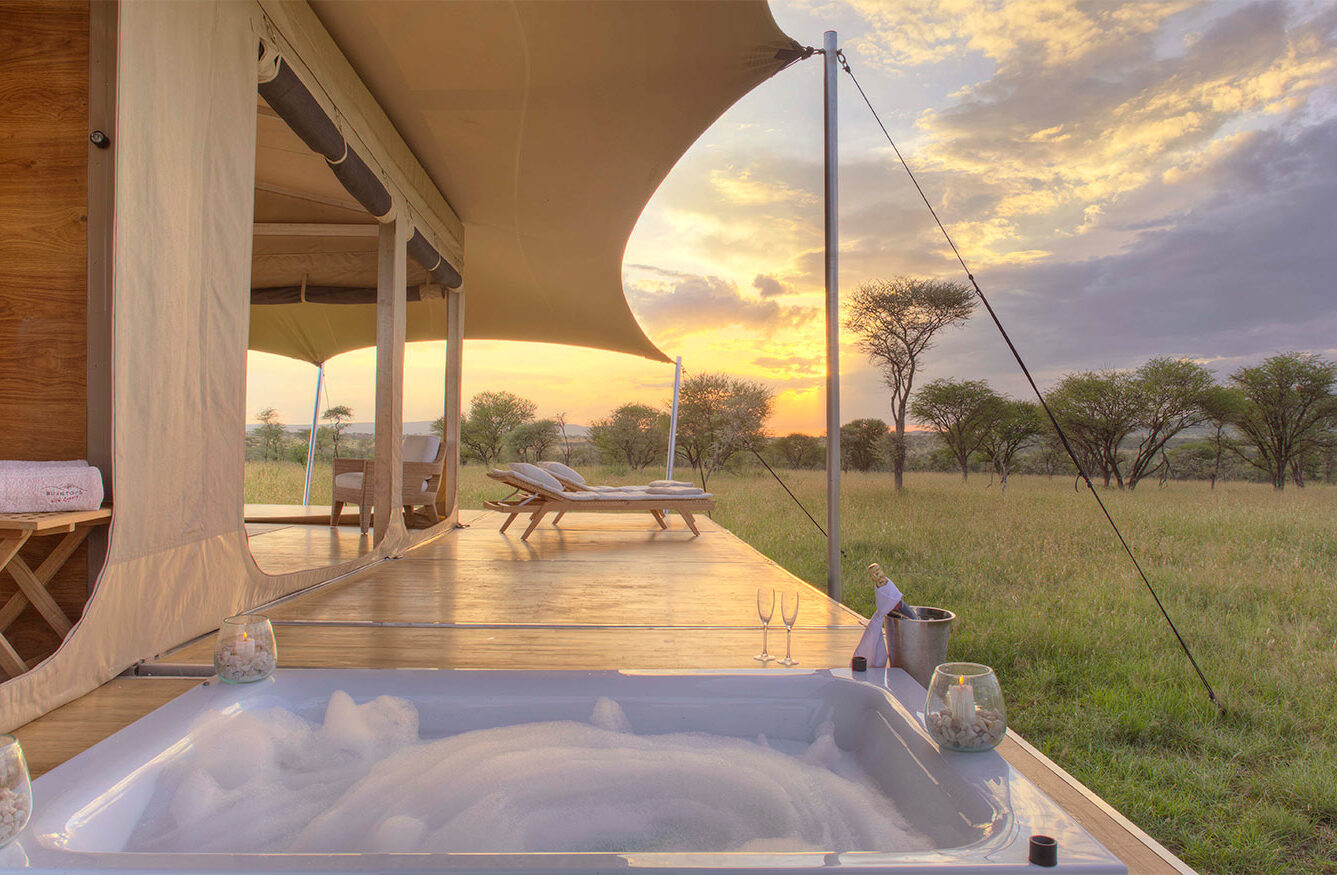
251, 0, 799, 364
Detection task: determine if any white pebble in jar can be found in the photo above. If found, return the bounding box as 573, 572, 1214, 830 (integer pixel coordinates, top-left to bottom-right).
213, 615, 278, 684
925, 707, 1006, 751
214, 641, 277, 683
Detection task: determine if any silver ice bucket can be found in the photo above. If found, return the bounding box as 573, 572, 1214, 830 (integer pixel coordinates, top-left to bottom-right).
884, 607, 955, 688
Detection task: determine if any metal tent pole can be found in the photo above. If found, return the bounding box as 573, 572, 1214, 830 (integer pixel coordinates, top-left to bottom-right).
666, 356, 682, 481
823, 30, 841, 600
302, 363, 325, 506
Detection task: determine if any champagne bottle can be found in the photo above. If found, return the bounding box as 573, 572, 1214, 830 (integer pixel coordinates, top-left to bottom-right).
867, 563, 918, 620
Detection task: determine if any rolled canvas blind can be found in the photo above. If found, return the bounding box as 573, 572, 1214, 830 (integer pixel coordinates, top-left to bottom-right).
257, 49, 461, 288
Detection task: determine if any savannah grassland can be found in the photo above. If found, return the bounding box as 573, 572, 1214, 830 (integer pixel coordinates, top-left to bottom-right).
246, 462, 1337, 874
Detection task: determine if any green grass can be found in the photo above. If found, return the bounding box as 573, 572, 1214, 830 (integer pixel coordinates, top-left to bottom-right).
247, 461, 1337, 874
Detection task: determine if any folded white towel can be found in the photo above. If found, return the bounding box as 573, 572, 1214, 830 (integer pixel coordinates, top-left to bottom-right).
0, 465, 103, 512
0, 459, 89, 470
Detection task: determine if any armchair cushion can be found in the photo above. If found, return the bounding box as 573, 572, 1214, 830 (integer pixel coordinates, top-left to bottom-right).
334, 471, 365, 490
403, 434, 442, 464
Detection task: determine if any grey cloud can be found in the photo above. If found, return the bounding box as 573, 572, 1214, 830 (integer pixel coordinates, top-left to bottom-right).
916, 117, 1337, 398
752, 274, 791, 297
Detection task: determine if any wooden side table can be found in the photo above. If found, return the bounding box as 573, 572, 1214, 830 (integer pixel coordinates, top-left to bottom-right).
0, 508, 112, 678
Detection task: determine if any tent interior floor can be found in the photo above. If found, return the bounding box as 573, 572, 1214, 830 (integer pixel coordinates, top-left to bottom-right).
244, 522, 373, 575
14, 512, 1187, 873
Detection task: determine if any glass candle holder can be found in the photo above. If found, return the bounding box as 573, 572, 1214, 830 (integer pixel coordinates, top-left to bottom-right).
0, 735, 32, 848
214, 614, 277, 683
925, 662, 1006, 752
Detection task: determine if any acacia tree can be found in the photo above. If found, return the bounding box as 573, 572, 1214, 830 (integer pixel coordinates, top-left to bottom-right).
840, 419, 888, 472
977, 399, 1044, 492
459, 391, 537, 466
507, 418, 560, 462
674, 373, 774, 489
589, 403, 666, 470
772, 433, 822, 469
909, 379, 998, 481
1047, 370, 1140, 487
845, 276, 975, 490
1198, 385, 1244, 489
1228, 352, 1337, 490
1124, 358, 1215, 490
254, 407, 287, 461
1035, 429, 1070, 478
321, 405, 354, 458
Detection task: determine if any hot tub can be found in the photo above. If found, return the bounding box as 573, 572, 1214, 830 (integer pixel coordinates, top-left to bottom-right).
8, 669, 1125, 873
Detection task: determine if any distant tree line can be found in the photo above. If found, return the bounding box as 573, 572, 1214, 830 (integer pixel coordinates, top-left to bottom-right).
416, 372, 777, 490
245, 405, 374, 464
841, 272, 1337, 491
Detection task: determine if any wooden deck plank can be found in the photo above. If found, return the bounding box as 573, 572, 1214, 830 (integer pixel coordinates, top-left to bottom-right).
11, 678, 202, 779
246, 523, 372, 575
156, 625, 864, 669
263, 558, 862, 627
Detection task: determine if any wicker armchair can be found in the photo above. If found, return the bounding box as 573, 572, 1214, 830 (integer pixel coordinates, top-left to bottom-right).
330, 435, 446, 533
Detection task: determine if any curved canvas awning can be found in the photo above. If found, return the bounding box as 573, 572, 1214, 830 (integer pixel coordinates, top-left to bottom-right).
252, 0, 800, 363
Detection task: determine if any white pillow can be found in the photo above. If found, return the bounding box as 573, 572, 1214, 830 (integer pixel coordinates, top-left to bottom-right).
538, 460, 585, 485
508, 462, 565, 493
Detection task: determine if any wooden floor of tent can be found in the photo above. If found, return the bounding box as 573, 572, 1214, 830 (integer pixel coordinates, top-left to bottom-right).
245, 522, 373, 574
11, 512, 1192, 873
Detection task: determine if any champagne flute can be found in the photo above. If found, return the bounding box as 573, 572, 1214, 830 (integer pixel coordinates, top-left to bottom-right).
754, 588, 776, 662
779, 591, 800, 666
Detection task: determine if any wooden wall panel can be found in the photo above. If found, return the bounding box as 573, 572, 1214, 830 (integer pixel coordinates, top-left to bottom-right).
0, 0, 92, 668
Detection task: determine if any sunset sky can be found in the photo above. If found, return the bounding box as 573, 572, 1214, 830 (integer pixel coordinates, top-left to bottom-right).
247, 0, 1337, 435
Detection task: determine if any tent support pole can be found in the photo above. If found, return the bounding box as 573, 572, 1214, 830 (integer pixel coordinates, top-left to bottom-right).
823, 30, 841, 601
374, 219, 407, 546
666, 356, 682, 481
437, 287, 464, 523
301, 363, 324, 505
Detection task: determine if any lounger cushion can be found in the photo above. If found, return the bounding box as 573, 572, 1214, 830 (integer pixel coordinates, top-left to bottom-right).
644, 485, 706, 495
508, 462, 565, 493
538, 460, 586, 485
649, 480, 695, 488
562, 491, 708, 501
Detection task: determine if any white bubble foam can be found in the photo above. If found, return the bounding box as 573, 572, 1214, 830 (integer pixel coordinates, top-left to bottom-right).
124, 692, 930, 855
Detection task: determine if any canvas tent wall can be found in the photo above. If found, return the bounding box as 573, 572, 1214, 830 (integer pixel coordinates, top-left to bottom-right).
0, 0, 798, 729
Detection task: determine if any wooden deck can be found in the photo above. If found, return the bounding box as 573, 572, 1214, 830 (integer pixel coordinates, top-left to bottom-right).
12, 512, 1192, 873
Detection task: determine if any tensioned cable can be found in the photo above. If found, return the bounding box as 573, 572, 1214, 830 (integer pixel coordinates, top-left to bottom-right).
832, 48, 1223, 714
746, 443, 843, 556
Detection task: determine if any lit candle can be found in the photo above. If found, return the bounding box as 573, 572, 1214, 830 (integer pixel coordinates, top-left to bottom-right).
947, 675, 975, 724
238, 632, 256, 661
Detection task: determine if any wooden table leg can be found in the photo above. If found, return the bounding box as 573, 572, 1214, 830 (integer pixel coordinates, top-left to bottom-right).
0, 533, 33, 678
7, 557, 73, 636
0, 526, 89, 634
4, 526, 88, 638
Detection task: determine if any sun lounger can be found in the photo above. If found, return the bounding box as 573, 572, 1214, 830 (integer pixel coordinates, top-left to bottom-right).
537, 460, 697, 494
484, 463, 713, 540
